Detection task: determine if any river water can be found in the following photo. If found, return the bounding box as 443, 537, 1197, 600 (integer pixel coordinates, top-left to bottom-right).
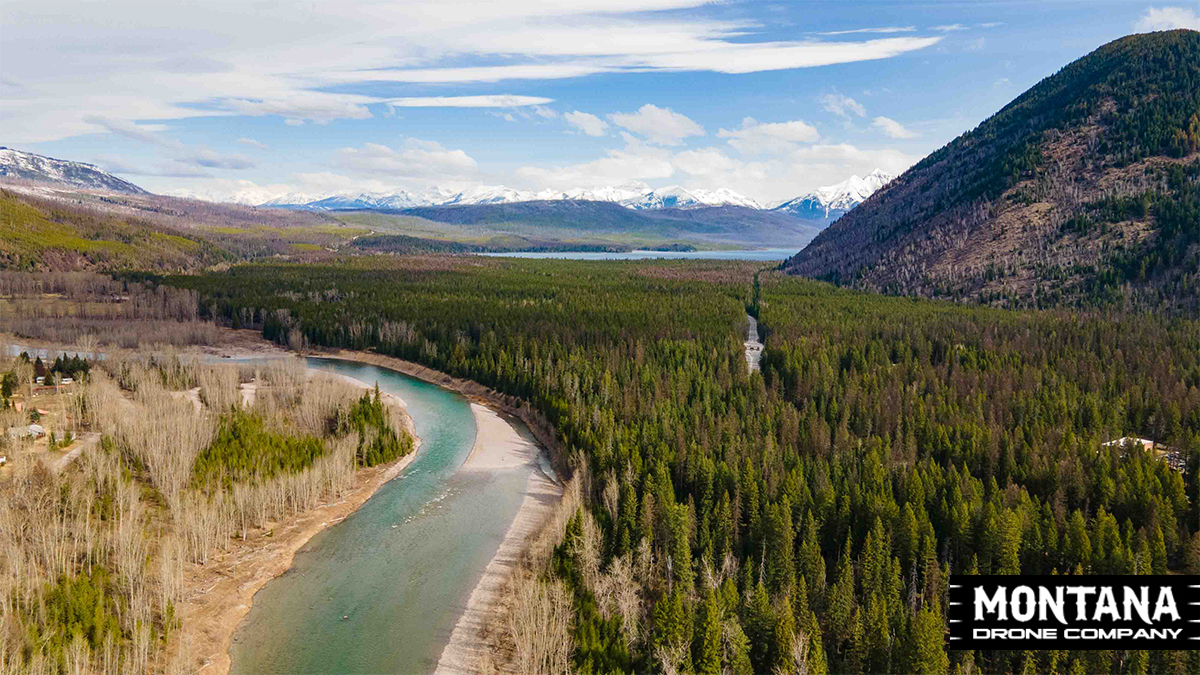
228, 357, 535, 675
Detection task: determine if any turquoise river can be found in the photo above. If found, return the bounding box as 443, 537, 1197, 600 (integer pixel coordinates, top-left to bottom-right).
228, 357, 536, 674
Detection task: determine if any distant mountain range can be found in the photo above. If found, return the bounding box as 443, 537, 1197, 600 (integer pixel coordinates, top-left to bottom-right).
256, 172, 893, 217
260, 182, 770, 211
0, 147, 146, 194
0, 146, 896, 247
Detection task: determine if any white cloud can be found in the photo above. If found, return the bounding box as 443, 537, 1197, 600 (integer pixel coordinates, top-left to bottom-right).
717, 117, 820, 154
931, 24, 968, 32
564, 111, 610, 137
609, 104, 704, 145
180, 149, 257, 170
82, 115, 181, 149
387, 94, 554, 107
818, 26, 916, 35
516, 134, 675, 188
514, 130, 918, 203
223, 92, 375, 124
532, 106, 559, 119
238, 137, 268, 149
1, 1, 941, 144
1135, 6, 1200, 30
821, 93, 867, 119
83, 114, 256, 170
333, 138, 478, 178
871, 116, 918, 139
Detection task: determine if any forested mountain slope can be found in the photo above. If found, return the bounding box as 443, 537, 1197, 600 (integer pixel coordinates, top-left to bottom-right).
0, 188, 367, 271
786, 30, 1200, 313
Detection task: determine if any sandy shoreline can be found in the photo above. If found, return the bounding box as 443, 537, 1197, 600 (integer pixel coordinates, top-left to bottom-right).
308, 350, 570, 675
315, 349, 565, 474
184, 368, 419, 675
434, 404, 564, 675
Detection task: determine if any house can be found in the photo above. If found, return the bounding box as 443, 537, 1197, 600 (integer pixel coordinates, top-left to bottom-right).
4, 424, 45, 440
1102, 437, 1159, 451
1102, 437, 1185, 473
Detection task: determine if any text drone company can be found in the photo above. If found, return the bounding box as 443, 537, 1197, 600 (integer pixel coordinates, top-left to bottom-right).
947, 576, 1200, 650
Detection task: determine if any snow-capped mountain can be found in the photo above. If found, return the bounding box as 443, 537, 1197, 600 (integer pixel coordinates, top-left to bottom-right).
772, 169, 894, 221
264, 182, 762, 211
561, 182, 651, 203
0, 147, 146, 194
621, 185, 763, 210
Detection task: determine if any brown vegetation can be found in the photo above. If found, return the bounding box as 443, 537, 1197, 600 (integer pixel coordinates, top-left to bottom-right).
0, 346, 414, 675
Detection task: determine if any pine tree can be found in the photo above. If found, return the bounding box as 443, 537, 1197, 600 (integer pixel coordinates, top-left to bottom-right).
908, 604, 949, 675
694, 588, 722, 675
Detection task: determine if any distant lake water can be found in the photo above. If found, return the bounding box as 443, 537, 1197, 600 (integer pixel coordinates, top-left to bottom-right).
481, 248, 796, 261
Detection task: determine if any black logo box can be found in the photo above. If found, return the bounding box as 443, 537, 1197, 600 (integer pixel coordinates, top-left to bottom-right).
947, 575, 1200, 650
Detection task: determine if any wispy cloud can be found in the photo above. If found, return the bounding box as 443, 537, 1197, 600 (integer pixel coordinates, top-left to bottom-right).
821, 93, 867, 119
3, 1, 942, 143
872, 116, 918, 139
180, 149, 256, 170
931, 24, 968, 32
85, 114, 257, 170
387, 95, 554, 107
333, 138, 477, 179
83, 115, 180, 149
817, 26, 916, 35
238, 137, 268, 149
1135, 6, 1200, 30
564, 111, 610, 137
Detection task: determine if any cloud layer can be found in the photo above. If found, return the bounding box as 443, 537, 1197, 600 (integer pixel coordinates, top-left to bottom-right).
2, 0, 941, 143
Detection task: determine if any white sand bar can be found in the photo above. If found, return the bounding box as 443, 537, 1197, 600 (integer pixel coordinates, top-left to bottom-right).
434, 403, 563, 675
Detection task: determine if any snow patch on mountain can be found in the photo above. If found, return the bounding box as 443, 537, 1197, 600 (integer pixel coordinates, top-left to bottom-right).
0, 147, 146, 194
772, 169, 894, 220
262, 181, 762, 211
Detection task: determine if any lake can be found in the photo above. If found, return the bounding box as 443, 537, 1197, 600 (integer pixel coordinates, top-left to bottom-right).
482, 248, 796, 261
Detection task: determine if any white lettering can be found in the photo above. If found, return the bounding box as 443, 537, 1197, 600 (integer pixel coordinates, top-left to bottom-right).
1152, 587, 1180, 622
1039, 586, 1067, 624
1012, 586, 1036, 621
1124, 586, 1151, 624
976, 586, 1007, 621
1065, 586, 1096, 620
1094, 587, 1120, 621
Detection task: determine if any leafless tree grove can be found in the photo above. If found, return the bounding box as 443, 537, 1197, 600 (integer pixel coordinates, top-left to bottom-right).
0, 350, 398, 674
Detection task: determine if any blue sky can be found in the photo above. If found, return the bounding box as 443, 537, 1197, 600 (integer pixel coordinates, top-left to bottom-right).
3, 1, 1198, 204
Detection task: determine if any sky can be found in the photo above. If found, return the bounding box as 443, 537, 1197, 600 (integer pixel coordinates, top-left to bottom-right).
3, 1, 1199, 205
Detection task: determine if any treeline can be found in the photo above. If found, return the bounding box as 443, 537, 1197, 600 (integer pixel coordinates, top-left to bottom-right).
163, 257, 1199, 674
